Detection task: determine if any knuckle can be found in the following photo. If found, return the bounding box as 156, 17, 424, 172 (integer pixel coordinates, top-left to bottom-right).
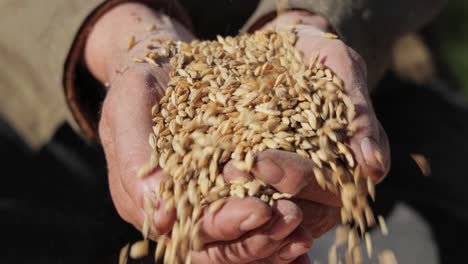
239, 236, 273, 261
206, 246, 236, 264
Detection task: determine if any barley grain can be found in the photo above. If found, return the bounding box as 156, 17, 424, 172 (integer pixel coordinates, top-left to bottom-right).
411, 154, 431, 176
378, 215, 389, 236
128, 36, 136, 50
119, 243, 130, 264
129, 240, 149, 259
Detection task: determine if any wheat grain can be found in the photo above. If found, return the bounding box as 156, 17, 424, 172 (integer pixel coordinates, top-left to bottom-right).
119, 243, 130, 264
378, 215, 389, 236
128, 36, 136, 50
411, 153, 431, 176
129, 240, 149, 259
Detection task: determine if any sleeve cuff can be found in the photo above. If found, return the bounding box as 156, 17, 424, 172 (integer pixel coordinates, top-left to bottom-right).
63, 0, 192, 142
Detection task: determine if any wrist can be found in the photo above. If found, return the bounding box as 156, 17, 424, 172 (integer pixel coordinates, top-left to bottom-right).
85, 2, 192, 84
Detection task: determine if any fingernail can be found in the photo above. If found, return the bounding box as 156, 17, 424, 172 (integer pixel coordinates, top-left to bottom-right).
252, 158, 284, 184
360, 137, 385, 173
239, 213, 266, 232
268, 211, 302, 241
279, 242, 310, 261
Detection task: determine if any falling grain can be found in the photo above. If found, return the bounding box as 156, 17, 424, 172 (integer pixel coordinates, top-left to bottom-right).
365, 232, 372, 258
378, 215, 389, 236
411, 153, 431, 176
129, 240, 149, 259
378, 250, 397, 264
119, 243, 130, 264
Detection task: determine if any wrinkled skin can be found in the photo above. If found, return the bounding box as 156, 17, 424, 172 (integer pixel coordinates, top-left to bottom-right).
87, 4, 390, 263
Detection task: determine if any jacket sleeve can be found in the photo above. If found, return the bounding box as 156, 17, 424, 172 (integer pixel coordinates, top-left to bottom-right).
242, 0, 447, 88
64, 0, 192, 142
0, 0, 103, 148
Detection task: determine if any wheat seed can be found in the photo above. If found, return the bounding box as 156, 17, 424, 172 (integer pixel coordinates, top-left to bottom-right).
411, 153, 431, 176
128, 36, 136, 50
378, 215, 389, 236
129, 240, 149, 259
119, 243, 130, 264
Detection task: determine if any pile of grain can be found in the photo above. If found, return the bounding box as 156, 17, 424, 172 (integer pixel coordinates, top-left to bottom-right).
123, 27, 391, 264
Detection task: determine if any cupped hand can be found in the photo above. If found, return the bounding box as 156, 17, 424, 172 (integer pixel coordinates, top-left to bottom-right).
100, 54, 310, 264
261, 11, 391, 183
91, 4, 311, 263
223, 11, 391, 242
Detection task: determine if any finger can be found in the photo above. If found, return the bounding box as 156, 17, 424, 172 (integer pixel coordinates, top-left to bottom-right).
251, 150, 340, 207
295, 200, 340, 238
201, 196, 272, 243
266, 226, 313, 264
191, 200, 302, 264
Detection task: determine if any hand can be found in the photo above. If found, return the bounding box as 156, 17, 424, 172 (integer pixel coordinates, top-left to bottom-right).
261, 11, 391, 182
88, 3, 311, 263
224, 11, 391, 240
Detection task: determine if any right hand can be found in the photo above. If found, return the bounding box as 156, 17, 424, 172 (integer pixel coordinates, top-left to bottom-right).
87, 3, 310, 263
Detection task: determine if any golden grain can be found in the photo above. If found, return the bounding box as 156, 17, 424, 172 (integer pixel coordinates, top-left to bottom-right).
128, 36, 136, 50
378, 215, 389, 236
378, 250, 397, 264
411, 153, 431, 176
129, 240, 149, 259
119, 243, 130, 264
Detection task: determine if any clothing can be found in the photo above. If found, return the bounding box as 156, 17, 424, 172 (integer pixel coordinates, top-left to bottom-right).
0, 0, 100, 148
0, 0, 446, 149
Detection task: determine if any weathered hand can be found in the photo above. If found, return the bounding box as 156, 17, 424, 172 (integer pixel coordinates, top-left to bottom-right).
89, 4, 312, 263
224, 10, 391, 246
262, 11, 391, 183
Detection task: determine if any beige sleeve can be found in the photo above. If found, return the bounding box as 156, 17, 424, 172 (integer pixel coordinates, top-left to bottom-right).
64, 0, 191, 142
242, 0, 446, 88
0, 0, 103, 148
0, 0, 191, 148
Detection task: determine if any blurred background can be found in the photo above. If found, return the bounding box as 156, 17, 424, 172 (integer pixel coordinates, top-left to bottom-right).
435, 0, 468, 96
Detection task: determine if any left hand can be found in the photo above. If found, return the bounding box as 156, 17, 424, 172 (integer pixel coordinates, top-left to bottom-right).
225, 10, 391, 245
